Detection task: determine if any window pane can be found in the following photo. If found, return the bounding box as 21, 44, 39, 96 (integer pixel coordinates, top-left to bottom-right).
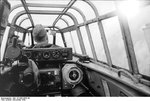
102, 16, 129, 70
29, 7, 63, 11
71, 31, 82, 54
89, 23, 107, 62
31, 14, 58, 26
8, 1, 22, 23
62, 16, 74, 26
20, 19, 32, 29
74, 1, 95, 20
91, 1, 116, 15
56, 33, 64, 47
128, 5, 150, 76
80, 26, 93, 58
64, 32, 75, 53
16, 14, 28, 25
26, 0, 70, 5
47, 29, 53, 44
56, 20, 67, 29
24, 33, 32, 47
68, 9, 84, 24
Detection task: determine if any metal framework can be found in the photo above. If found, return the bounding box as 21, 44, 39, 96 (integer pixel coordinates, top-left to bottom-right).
20, 0, 34, 27
19, 17, 29, 26
117, 11, 139, 74
10, 3, 117, 61
10, 2, 117, 61
53, 0, 76, 26
11, 10, 86, 54
8, 0, 140, 75
84, 0, 112, 67
60, 18, 76, 53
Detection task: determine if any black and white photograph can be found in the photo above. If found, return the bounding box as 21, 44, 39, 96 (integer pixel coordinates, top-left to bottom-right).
0, 0, 150, 99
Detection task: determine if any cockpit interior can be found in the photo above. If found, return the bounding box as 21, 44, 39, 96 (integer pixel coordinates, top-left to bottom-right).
0, 0, 150, 97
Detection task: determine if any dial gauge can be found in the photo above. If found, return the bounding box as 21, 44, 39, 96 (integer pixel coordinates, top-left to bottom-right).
43, 51, 50, 59
52, 50, 60, 59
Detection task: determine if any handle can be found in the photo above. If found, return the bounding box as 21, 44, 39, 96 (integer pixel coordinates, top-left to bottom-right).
118, 69, 139, 84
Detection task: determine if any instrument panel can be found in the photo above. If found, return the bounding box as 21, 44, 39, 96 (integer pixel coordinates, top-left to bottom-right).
22, 47, 72, 61
38, 68, 61, 93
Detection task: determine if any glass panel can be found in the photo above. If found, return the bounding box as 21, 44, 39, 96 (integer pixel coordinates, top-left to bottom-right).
9, 0, 70, 24
16, 14, 28, 25
20, 19, 32, 29
64, 32, 75, 53
80, 26, 93, 58
89, 23, 107, 62
47, 29, 53, 44
29, 7, 63, 11
102, 16, 129, 69
74, 1, 95, 20
68, 9, 84, 24
128, 5, 150, 76
24, 33, 32, 47
31, 14, 58, 26
56, 33, 64, 47
9, 7, 25, 23
55, 20, 67, 29
9, 0, 21, 7
91, 1, 116, 15
62, 15, 74, 26
71, 31, 82, 54
26, 0, 70, 5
